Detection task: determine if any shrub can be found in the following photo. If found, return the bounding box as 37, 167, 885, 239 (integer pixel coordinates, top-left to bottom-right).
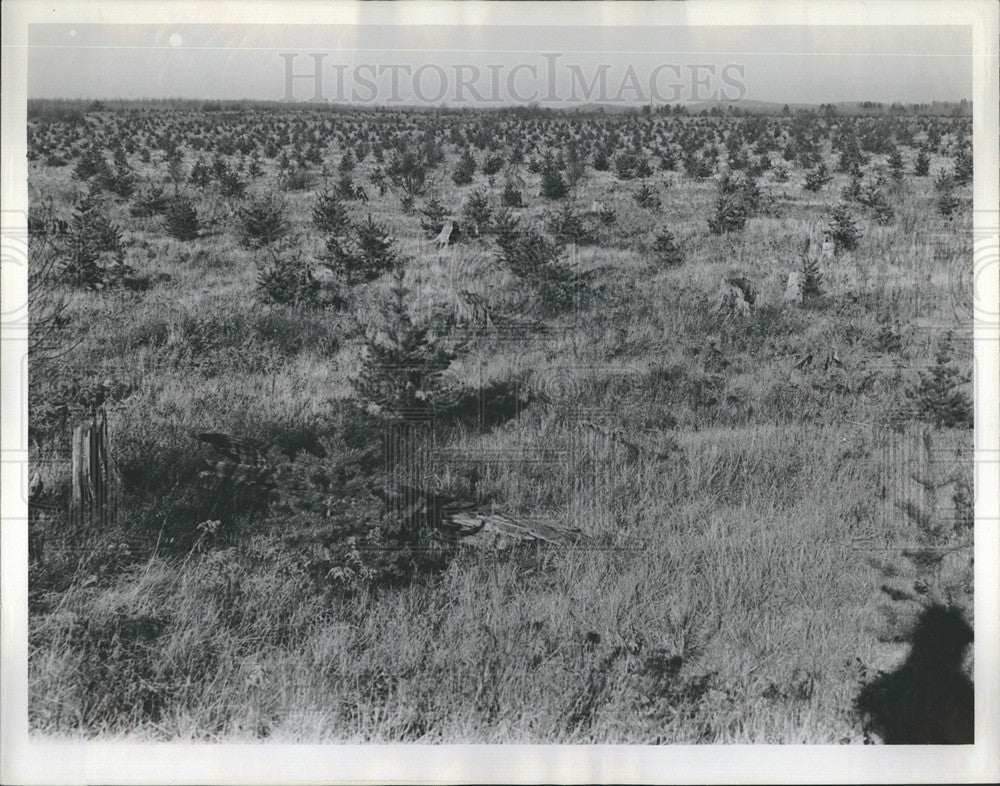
163, 196, 200, 241
236, 194, 289, 249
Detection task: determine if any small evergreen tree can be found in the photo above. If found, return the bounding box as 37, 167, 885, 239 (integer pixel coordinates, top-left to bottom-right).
652, 229, 682, 267
461, 189, 492, 236
707, 174, 755, 234
352, 266, 459, 418
256, 248, 320, 307
613, 151, 643, 180
914, 149, 930, 176
236, 194, 289, 249
540, 158, 569, 200
482, 154, 504, 176
419, 197, 449, 239
501, 177, 524, 207
336, 172, 358, 200
452, 149, 476, 185
887, 148, 905, 181
859, 181, 894, 225
801, 245, 823, 302
61, 192, 121, 289
633, 183, 661, 209
355, 215, 396, 278
164, 195, 200, 241
905, 333, 972, 429
803, 161, 831, 192
547, 204, 592, 246
952, 148, 972, 186
937, 190, 961, 219
312, 188, 351, 236
828, 204, 860, 252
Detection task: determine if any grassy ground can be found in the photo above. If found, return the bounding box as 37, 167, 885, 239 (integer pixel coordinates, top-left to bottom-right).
27, 103, 974, 742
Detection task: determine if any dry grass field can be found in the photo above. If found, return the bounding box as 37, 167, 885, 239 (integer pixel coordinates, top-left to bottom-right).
26, 99, 974, 743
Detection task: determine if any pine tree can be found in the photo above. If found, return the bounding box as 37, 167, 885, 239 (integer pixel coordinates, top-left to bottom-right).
61, 192, 121, 289
237, 194, 288, 249
452, 149, 476, 185
828, 204, 860, 252
801, 245, 823, 301
164, 195, 200, 241
256, 248, 320, 307
952, 148, 972, 186
461, 189, 492, 236
312, 188, 351, 236
355, 215, 396, 279
540, 156, 569, 200
633, 183, 661, 209
906, 333, 972, 429
803, 161, 831, 192
914, 149, 930, 177
501, 177, 524, 207
652, 229, 682, 267
419, 197, 449, 239
352, 266, 458, 418
887, 148, 905, 181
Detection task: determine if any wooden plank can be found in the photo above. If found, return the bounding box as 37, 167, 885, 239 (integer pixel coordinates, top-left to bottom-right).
70, 424, 84, 525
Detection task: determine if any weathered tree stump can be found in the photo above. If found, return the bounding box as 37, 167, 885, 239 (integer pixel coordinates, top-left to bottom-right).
70, 409, 117, 527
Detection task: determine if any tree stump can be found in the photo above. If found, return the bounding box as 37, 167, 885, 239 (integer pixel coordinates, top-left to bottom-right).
70, 409, 118, 527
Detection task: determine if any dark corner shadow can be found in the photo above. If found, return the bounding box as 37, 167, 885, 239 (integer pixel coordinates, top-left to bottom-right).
856, 604, 973, 744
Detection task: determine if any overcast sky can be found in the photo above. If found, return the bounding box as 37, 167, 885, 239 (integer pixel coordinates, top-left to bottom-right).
27, 24, 971, 106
